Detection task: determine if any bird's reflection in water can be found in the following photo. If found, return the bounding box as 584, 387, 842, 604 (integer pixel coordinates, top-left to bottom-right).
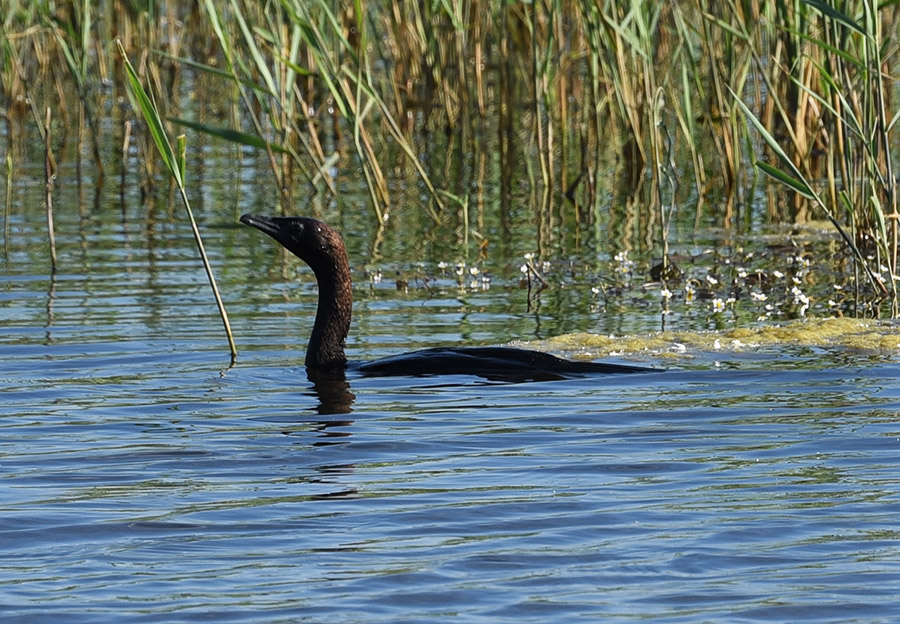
297, 370, 359, 498
307, 368, 356, 416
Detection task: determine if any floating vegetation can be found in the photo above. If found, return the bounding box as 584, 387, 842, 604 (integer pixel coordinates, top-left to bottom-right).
529, 317, 900, 366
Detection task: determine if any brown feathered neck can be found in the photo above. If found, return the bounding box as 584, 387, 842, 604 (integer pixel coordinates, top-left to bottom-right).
240, 214, 351, 371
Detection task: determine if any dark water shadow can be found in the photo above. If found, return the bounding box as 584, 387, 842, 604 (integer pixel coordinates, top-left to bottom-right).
305, 363, 672, 416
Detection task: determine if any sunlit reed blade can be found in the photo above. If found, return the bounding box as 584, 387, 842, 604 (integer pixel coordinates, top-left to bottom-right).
730, 88, 887, 298
116, 40, 238, 363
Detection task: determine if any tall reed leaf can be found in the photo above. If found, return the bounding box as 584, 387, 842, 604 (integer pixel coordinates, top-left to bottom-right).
730, 87, 885, 296
118, 42, 182, 187
229, 0, 278, 96
801, 0, 867, 36
728, 87, 813, 197
117, 40, 238, 362
756, 161, 814, 198
170, 117, 289, 153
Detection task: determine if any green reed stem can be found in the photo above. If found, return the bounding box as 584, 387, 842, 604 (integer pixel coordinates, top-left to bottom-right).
117, 40, 238, 362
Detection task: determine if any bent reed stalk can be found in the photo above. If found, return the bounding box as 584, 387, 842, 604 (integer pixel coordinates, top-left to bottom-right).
117, 40, 238, 363
2, 1, 899, 314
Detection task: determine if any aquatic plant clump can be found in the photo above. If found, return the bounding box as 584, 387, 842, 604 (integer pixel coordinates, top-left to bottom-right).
533, 317, 900, 369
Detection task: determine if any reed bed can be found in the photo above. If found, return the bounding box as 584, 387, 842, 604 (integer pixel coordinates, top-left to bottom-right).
2, 0, 899, 316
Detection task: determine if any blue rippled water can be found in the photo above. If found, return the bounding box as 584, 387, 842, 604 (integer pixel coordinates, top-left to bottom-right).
3, 183, 900, 622
3, 309, 900, 622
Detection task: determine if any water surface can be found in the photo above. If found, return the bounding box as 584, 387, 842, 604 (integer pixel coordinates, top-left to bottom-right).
2, 160, 900, 623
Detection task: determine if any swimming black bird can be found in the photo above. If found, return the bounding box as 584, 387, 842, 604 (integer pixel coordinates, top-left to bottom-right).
241, 214, 658, 382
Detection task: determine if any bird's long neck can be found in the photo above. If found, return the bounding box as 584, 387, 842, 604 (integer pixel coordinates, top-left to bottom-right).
306, 258, 352, 371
